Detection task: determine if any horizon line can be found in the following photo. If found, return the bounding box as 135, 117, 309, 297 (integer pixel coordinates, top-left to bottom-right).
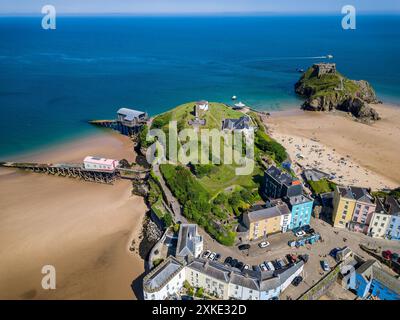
1, 10, 399, 17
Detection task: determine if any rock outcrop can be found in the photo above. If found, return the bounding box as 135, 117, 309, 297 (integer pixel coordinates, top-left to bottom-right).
295, 63, 380, 122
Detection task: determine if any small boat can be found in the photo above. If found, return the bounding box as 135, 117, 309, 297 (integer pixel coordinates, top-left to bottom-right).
231, 95, 237, 100
296, 68, 304, 73
326, 54, 334, 59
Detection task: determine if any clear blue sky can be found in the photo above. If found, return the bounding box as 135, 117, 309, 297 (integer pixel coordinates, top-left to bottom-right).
1, 0, 399, 15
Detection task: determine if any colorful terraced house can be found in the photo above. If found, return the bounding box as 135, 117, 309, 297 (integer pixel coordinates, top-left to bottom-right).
285, 194, 314, 230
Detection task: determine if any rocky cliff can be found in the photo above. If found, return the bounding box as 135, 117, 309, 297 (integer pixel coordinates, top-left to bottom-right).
295, 64, 381, 122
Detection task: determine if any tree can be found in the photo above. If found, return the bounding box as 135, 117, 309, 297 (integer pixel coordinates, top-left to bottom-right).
195, 287, 204, 298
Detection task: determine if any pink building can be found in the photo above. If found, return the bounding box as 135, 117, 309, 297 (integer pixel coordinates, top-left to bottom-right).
83, 156, 119, 172
349, 187, 376, 234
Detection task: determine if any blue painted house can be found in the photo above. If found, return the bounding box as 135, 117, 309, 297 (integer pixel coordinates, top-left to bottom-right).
285, 194, 314, 229
353, 260, 400, 300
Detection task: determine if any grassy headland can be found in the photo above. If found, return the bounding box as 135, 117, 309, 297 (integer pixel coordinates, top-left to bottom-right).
139, 101, 287, 246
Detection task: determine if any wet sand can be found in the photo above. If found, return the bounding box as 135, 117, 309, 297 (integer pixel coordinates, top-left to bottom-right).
0, 130, 147, 299
266, 103, 400, 190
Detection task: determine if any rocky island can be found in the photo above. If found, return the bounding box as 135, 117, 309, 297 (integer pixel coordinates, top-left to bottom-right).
295, 63, 381, 122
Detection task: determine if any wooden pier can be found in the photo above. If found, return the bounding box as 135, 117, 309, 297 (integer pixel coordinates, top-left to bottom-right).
89, 119, 142, 136
0, 161, 149, 184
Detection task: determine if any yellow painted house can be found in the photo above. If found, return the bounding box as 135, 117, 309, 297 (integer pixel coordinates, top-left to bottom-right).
244, 202, 291, 240
332, 186, 357, 228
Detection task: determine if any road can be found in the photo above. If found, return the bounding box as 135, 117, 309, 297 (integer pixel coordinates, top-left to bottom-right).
152, 163, 187, 224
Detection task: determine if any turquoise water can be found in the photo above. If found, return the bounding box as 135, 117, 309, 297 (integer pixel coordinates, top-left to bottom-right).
0, 15, 399, 157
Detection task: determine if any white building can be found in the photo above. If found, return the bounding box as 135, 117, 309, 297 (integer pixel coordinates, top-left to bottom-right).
196, 100, 209, 111
368, 197, 391, 238
143, 255, 304, 300
83, 156, 119, 172
280, 210, 292, 233
143, 256, 185, 300
176, 224, 203, 261
117, 108, 148, 127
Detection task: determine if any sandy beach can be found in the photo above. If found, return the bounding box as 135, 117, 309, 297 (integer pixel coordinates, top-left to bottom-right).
265, 103, 400, 190
0, 130, 147, 300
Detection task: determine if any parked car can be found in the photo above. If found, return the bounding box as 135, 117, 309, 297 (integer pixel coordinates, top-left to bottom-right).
273, 260, 282, 270
266, 261, 275, 271
224, 256, 233, 265
382, 250, 393, 260
214, 253, 221, 261
259, 241, 270, 248
299, 254, 309, 263
208, 252, 216, 260
329, 247, 341, 258
231, 259, 239, 268
238, 244, 251, 251
321, 260, 330, 272
286, 254, 298, 264
202, 250, 211, 259
235, 261, 244, 270
306, 228, 315, 234
295, 230, 306, 237
302, 225, 311, 232
259, 263, 268, 271
292, 276, 303, 286
253, 265, 262, 272
276, 258, 286, 268
242, 264, 250, 271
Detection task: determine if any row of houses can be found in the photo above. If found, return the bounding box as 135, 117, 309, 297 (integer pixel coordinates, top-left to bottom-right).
143, 224, 304, 300
332, 185, 400, 241
242, 166, 314, 240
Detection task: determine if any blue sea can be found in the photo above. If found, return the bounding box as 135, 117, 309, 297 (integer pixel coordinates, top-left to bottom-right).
0, 15, 399, 157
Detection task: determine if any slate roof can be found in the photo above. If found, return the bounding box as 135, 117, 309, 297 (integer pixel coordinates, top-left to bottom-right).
187, 259, 231, 283
266, 166, 296, 187
176, 224, 202, 259
386, 196, 400, 217
187, 258, 304, 293
337, 186, 355, 199
117, 108, 146, 121
222, 116, 251, 130
288, 194, 313, 206
350, 186, 373, 204
143, 256, 184, 292
246, 202, 291, 223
